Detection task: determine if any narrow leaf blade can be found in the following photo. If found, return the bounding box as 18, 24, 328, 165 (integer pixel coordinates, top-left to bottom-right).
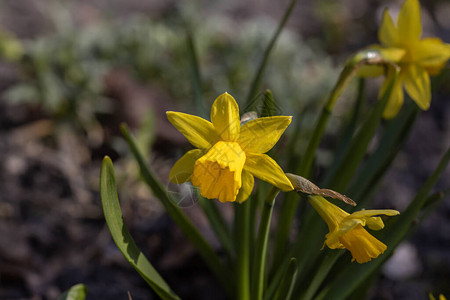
100, 156, 180, 300
58, 284, 88, 300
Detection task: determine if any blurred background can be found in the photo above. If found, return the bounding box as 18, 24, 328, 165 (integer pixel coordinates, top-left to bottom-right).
0, 0, 449, 299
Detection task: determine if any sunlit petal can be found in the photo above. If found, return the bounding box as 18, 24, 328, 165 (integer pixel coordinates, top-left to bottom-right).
379, 8, 398, 46
169, 149, 204, 183
340, 225, 387, 263
380, 69, 405, 119
350, 209, 400, 219
211, 93, 240, 141
238, 116, 292, 154
403, 64, 431, 110
416, 38, 450, 73
235, 170, 254, 203
167, 111, 219, 149
244, 153, 293, 191
397, 0, 421, 43
378, 47, 406, 62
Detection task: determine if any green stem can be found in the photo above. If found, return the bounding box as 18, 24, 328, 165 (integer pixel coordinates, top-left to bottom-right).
300, 250, 343, 300
244, 0, 299, 111
321, 70, 397, 191
270, 191, 297, 273
186, 31, 207, 118
331, 78, 366, 165
252, 187, 280, 300
235, 199, 251, 300
299, 51, 381, 177
273, 258, 298, 300
197, 193, 234, 259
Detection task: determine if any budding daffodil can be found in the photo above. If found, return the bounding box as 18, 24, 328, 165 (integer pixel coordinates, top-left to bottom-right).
373, 0, 450, 118
309, 195, 399, 263
167, 93, 293, 203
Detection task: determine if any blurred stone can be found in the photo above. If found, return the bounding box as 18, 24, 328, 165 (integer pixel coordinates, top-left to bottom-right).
383, 242, 422, 281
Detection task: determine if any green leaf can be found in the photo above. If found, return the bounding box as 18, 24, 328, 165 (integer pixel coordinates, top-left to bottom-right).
300, 250, 344, 300
197, 192, 234, 259
244, 0, 299, 111
348, 101, 419, 207
321, 70, 397, 191
234, 199, 251, 300
251, 187, 280, 300
120, 124, 232, 295
58, 284, 88, 300
261, 89, 275, 117
100, 157, 180, 300
331, 78, 365, 166
273, 258, 298, 300
384, 146, 450, 243
186, 31, 206, 118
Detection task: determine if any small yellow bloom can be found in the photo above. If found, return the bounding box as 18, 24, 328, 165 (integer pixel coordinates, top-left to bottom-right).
370, 0, 450, 118
429, 293, 447, 300
167, 92, 293, 203
308, 195, 399, 263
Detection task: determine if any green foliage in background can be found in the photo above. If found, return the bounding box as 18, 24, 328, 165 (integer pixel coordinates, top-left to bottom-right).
1, 3, 336, 139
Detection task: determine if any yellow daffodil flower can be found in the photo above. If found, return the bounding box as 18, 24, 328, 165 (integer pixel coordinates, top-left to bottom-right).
371, 0, 450, 118
167, 92, 294, 203
429, 294, 447, 300
308, 195, 399, 263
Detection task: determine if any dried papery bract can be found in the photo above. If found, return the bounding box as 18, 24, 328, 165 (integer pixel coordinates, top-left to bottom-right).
286, 173, 356, 206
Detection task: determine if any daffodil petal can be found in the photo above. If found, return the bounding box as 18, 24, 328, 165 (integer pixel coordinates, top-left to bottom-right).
378, 47, 407, 62
211, 92, 240, 141
366, 217, 384, 230
167, 111, 219, 149
380, 69, 404, 119
244, 153, 293, 191
416, 38, 450, 72
336, 218, 364, 237
324, 231, 345, 249
169, 149, 204, 183
404, 64, 431, 110
379, 8, 398, 46
349, 209, 400, 219
308, 195, 349, 232
397, 0, 421, 43
340, 210, 399, 233
339, 225, 387, 263
238, 116, 292, 154
235, 170, 254, 203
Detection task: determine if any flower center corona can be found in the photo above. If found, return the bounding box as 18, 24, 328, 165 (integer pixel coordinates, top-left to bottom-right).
192, 141, 246, 203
